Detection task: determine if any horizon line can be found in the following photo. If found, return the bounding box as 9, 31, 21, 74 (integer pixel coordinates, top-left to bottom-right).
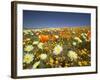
24, 25, 90, 29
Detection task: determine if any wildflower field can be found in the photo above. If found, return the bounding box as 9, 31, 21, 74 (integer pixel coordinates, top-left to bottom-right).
23, 26, 91, 69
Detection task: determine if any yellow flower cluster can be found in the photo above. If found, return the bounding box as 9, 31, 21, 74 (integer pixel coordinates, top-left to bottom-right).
23, 27, 91, 69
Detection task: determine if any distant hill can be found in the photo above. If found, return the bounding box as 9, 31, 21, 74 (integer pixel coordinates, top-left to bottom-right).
23, 26, 90, 30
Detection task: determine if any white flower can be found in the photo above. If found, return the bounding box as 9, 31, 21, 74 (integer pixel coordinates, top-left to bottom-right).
72, 41, 77, 46
67, 50, 78, 61
40, 54, 47, 60
53, 45, 63, 55
24, 45, 34, 52
38, 43, 44, 49
23, 53, 34, 64
54, 35, 59, 39
33, 41, 39, 45
74, 37, 82, 43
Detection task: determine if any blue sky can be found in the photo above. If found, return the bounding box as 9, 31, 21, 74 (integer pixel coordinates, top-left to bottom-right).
23, 10, 91, 28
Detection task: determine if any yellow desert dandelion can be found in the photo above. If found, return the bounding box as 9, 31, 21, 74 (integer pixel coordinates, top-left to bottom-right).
53, 45, 63, 55
67, 50, 78, 61
40, 54, 47, 60
24, 45, 34, 52
23, 53, 34, 64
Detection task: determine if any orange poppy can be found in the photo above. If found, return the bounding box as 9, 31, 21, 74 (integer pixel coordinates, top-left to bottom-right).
39, 35, 49, 43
